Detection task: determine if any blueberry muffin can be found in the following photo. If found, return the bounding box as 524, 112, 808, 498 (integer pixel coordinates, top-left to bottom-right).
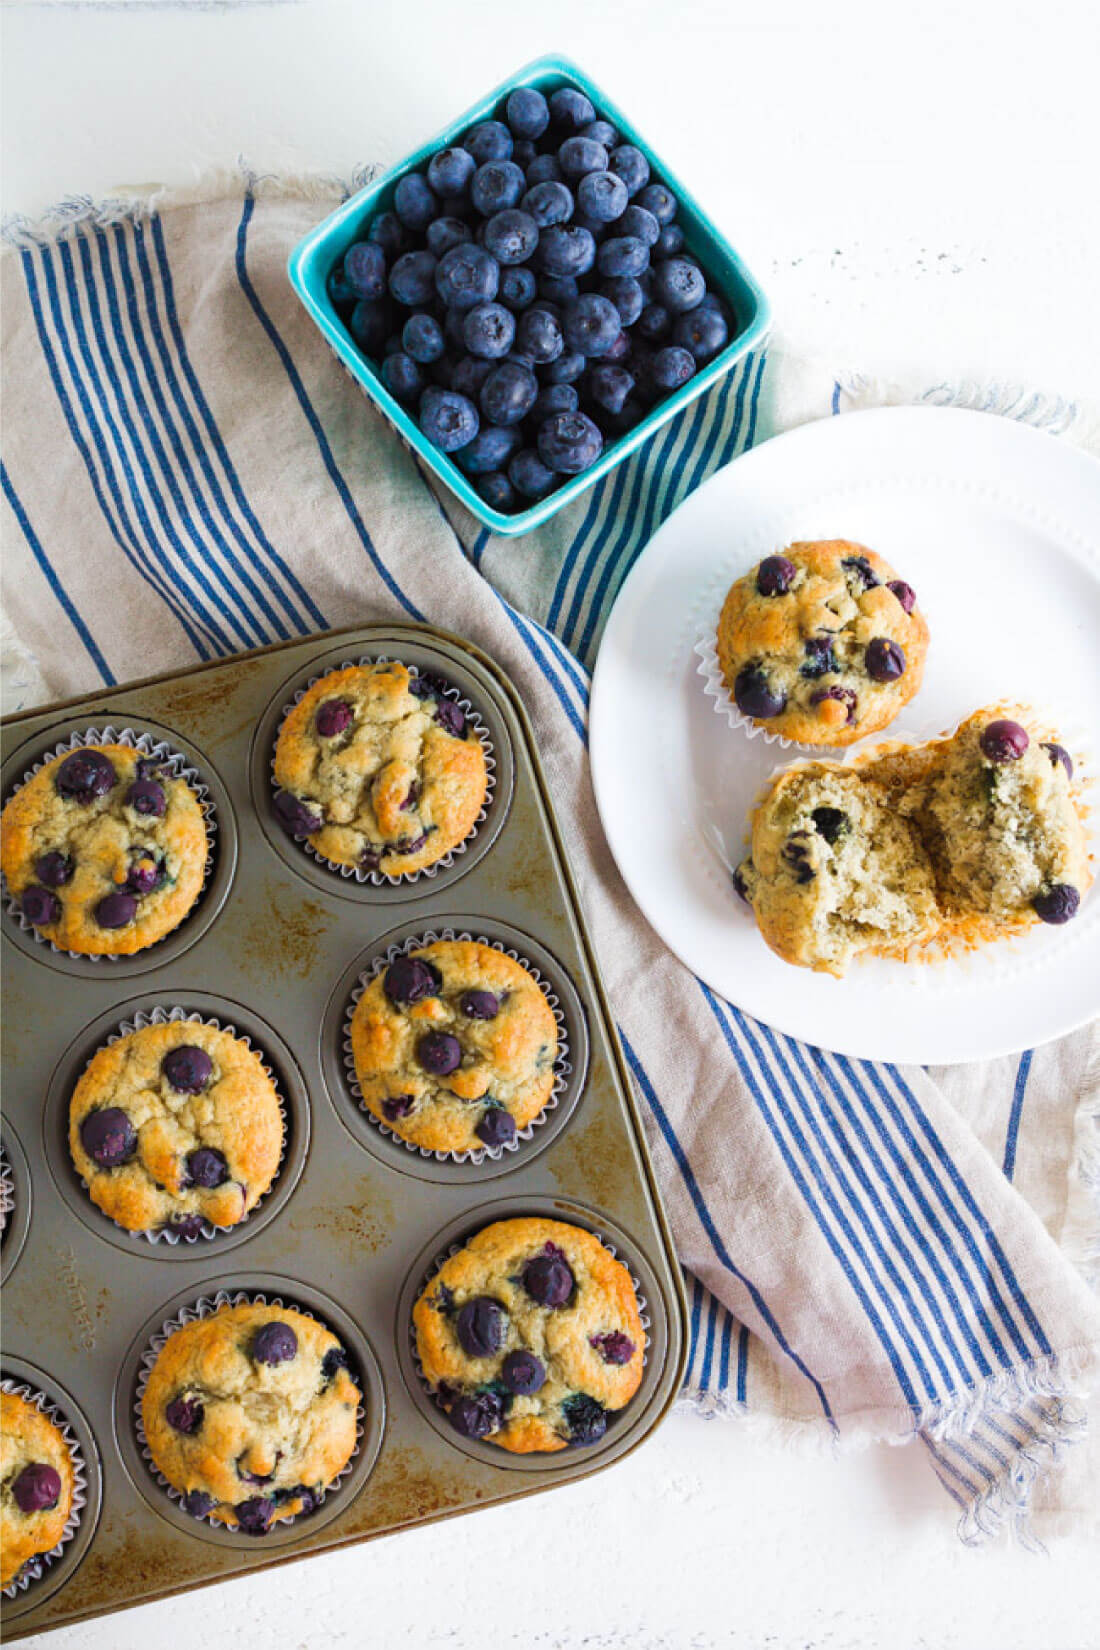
350, 940, 559, 1154
861, 705, 1091, 938
0, 745, 208, 956
69, 1022, 284, 1238
272, 661, 488, 876
141, 1303, 360, 1533
715, 540, 929, 746
734, 764, 940, 976
1, 1391, 76, 1588
413, 1218, 644, 1453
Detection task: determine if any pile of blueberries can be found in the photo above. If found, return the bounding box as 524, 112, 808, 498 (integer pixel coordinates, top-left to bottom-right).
326, 82, 732, 513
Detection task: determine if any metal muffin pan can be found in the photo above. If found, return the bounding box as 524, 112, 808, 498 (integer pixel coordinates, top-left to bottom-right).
0, 622, 687, 1638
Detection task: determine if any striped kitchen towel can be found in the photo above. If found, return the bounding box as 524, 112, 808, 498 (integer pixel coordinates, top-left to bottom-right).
3, 174, 1098, 1543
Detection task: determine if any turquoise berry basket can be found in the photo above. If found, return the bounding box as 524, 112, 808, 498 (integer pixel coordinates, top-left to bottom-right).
288, 54, 772, 538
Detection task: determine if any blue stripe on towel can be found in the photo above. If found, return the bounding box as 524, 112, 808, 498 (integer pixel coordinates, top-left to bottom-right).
1003, 1051, 1033, 1180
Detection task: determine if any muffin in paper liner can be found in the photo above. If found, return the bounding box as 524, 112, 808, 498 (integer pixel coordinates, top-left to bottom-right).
270, 656, 496, 885
68, 1007, 289, 1247
1, 725, 218, 961
0, 1378, 87, 1597
410, 1223, 651, 1458
695, 632, 838, 752
0, 1144, 14, 1239
342, 928, 572, 1166
132, 1290, 364, 1534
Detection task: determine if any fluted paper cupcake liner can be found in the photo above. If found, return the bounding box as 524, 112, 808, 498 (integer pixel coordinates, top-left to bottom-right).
70, 1007, 289, 1246
2, 725, 217, 961
271, 656, 496, 885
0, 1143, 14, 1238
132, 1289, 364, 1533
342, 927, 571, 1165
0, 1378, 88, 1596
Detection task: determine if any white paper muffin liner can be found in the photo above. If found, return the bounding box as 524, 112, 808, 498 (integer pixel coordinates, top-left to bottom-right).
0, 1377, 88, 1596
271, 656, 497, 885
342, 928, 571, 1166
0, 1144, 14, 1238
695, 632, 837, 752
1, 725, 218, 962
132, 1289, 364, 1533
69, 1007, 289, 1246
410, 1225, 651, 1448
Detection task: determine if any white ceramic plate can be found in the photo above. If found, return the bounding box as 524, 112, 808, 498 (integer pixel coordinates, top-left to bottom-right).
590, 405, 1100, 1064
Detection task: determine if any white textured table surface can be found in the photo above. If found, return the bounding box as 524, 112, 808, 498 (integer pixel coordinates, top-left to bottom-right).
3, 2, 1099, 1646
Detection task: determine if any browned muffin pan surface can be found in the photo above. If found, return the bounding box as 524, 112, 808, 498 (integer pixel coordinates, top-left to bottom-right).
0, 623, 687, 1638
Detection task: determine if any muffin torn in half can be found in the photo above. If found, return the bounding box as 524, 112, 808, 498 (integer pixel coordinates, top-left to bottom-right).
734, 765, 939, 976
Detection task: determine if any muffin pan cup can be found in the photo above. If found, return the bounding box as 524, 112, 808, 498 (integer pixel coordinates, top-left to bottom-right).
0, 622, 686, 1639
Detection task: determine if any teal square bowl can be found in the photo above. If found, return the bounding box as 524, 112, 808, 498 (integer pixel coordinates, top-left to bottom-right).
288, 54, 772, 537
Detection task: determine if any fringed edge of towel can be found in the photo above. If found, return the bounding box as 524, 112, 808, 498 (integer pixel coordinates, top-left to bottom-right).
1, 160, 378, 249
830, 363, 1099, 452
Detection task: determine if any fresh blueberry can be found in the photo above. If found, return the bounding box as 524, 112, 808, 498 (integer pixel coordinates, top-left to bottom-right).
653, 258, 705, 313
381, 352, 424, 402
381, 1093, 415, 1122
539, 274, 580, 304
525, 153, 563, 185
479, 361, 538, 426
463, 120, 514, 165
435, 244, 500, 311
419, 386, 480, 452
393, 172, 437, 232
589, 1331, 635, 1365
471, 161, 525, 217
613, 204, 660, 247
402, 313, 446, 365
56, 749, 116, 802
865, 638, 906, 682
651, 345, 696, 390
597, 235, 649, 279
509, 448, 557, 499
367, 211, 406, 258
451, 355, 495, 399
166, 1395, 204, 1435
600, 275, 644, 327
811, 807, 849, 844
1033, 885, 1081, 924
12, 1463, 63, 1514
235, 1497, 275, 1536
125, 852, 165, 895
673, 304, 728, 361
980, 720, 1029, 762
476, 472, 517, 511
541, 349, 586, 384
523, 1247, 574, 1306
456, 1296, 506, 1357
388, 250, 438, 308
182, 1490, 215, 1520
842, 554, 880, 590
734, 666, 787, 720
532, 383, 579, 423
501, 1349, 546, 1395
563, 1393, 607, 1445
253, 1321, 298, 1366
475, 1106, 516, 1148
417, 1031, 462, 1076
602, 329, 631, 363
516, 306, 563, 362
800, 636, 838, 678
34, 850, 73, 888
427, 145, 477, 197
588, 363, 634, 415
163, 1044, 214, 1093
95, 890, 137, 929
538, 409, 604, 474
19, 885, 60, 927
538, 225, 597, 279
125, 777, 166, 817
558, 137, 609, 181
562, 292, 621, 357
810, 685, 858, 724
636, 182, 677, 224
461, 988, 500, 1019
757, 555, 797, 596
549, 87, 595, 134
577, 169, 629, 224
636, 303, 671, 341
498, 265, 538, 311
483, 208, 539, 266
463, 302, 516, 359
582, 117, 619, 147
79, 1106, 137, 1167
455, 422, 521, 475
383, 955, 441, 1004
343, 240, 387, 301
447, 1389, 503, 1438
522, 179, 574, 228
272, 790, 322, 839
505, 86, 550, 140
426, 216, 472, 259
651, 221, 683, 257
185, 1146, 229, 1189
887, 579, 917, 613
608, 145, 650, 197
327, 265, 356, 309
1043, 742, 1074, 779
349, 298, 389, 355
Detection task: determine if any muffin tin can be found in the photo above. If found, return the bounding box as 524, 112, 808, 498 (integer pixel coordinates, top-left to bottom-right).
0, 622, 687, 1638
